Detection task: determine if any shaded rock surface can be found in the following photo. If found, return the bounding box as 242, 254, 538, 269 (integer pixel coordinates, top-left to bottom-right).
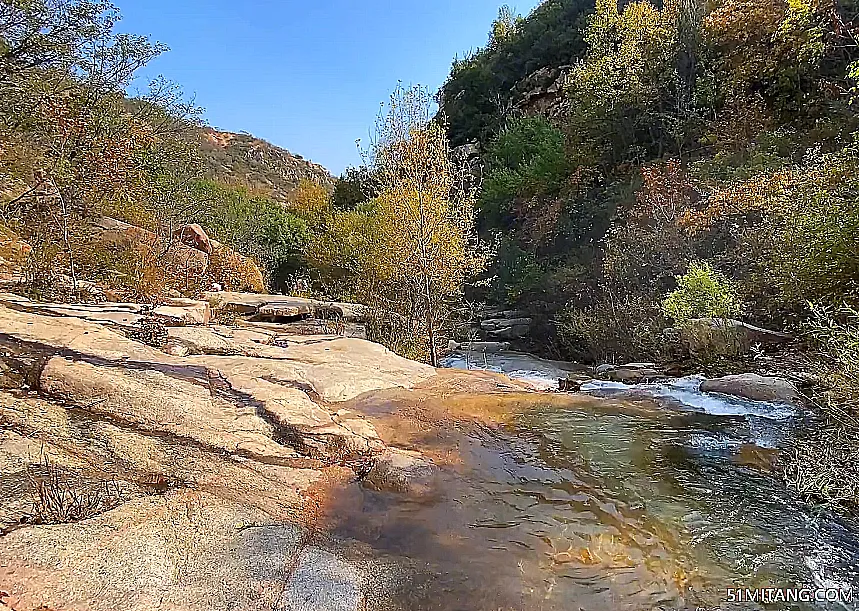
673, 318, 793, 357
462, 308, 533, 342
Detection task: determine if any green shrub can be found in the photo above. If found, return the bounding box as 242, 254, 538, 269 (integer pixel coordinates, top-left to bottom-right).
439, 0, 592, 147
556, 293, 667, 363
771, 150, 859, 308
490, 238, 545, 303
188, 180, 309, 290
481, 116, 569, 224
690, 145, 859, 315
662, 262, 742, 322
306, 202, 380, 299
332, 166, 378, 210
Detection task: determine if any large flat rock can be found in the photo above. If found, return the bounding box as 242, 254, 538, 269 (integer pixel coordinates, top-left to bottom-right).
0, 297, 211, 328
0, 299, 145, 328
0, 304, 434, 402
0, 490, 377, 611
0, 303, 435, 493
206, 292, 366, 322
0, 302, 442, 609
0, 393, 319, 531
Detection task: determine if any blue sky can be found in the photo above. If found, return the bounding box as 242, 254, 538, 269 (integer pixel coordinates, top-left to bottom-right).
117, 0, 541, 175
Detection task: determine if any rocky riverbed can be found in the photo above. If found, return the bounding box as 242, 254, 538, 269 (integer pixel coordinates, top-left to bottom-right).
0, 294, 474, 611
1, 296, 856, 611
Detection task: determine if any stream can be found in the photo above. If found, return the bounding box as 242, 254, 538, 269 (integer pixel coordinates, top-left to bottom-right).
326, 351, 859, 610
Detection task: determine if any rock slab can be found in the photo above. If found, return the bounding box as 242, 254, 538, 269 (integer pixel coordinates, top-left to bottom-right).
0, 302, 444, 610
674, 318, 792, 357
700, 373, 802, 404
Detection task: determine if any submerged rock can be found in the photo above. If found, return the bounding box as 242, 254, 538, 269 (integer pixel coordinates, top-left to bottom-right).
700, 373, 802, 404
595, 362, 664, 383
363, 449, 437, 497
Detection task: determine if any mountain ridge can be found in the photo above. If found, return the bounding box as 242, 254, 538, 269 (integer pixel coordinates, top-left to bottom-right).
196, 126, 335, 202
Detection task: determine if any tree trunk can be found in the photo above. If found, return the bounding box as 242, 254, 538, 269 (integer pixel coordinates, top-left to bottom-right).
424, 273, 438, 367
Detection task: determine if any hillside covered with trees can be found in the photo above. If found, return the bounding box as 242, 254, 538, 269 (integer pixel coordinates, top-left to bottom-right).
440, 0, 859, 362
0, 0, 333, 299
434, 0, 859, 505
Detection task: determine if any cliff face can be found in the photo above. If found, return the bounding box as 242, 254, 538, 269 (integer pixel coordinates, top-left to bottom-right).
198, 127, 335, 202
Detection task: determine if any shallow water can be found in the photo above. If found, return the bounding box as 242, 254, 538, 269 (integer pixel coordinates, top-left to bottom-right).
325, 355, 859, 610
440, 350, 585, 391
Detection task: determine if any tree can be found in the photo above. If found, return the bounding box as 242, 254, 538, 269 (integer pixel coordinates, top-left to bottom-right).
287, 178, 331, 222
489, 5, 523, 48
332, 165, 377, 210
361, 84, 481, 366
439, 0, 594, 147
183, 180, 310, 291
565, 0, 689, 166
0, 0, 202, 292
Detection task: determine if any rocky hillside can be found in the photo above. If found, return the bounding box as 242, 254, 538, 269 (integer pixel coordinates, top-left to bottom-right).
197, 127, 334, 202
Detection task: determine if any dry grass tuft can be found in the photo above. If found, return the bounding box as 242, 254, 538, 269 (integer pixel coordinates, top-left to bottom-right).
26, 455, 125, 524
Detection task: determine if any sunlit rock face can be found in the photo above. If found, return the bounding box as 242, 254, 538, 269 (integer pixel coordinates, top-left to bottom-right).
0, 301, 435, 611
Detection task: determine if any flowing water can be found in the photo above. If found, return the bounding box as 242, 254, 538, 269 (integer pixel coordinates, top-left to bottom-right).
322, 353, 859, 610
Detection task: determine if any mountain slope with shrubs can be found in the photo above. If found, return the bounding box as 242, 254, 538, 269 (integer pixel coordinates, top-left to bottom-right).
434, 0, 859, 506
196, 127, 333, 202
437, 0, 859, 360
0, 0, 332, 297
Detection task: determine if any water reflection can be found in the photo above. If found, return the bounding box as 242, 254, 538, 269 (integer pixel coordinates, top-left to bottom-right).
325, 380, 859, 610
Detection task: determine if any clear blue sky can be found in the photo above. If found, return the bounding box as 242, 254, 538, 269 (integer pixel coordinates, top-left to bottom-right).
117, 0, 541, 175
